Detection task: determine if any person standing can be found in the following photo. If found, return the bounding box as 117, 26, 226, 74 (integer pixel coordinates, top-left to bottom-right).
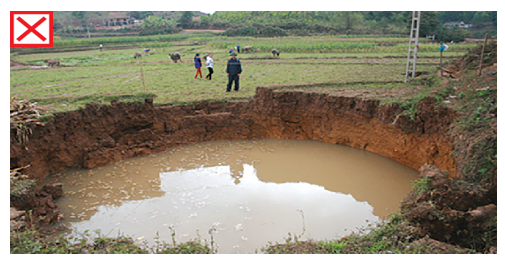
225, 52, 242, 92
237, 44, 241, 53
205, 53, 214, 80
194, 53, 203, 79
100, 44, 103, 51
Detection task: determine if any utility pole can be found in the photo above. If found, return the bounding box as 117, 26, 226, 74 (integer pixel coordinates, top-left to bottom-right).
405, 11, 421, 83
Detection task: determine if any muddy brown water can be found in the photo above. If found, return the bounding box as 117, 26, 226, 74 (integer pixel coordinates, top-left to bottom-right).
42, 139, 419, 253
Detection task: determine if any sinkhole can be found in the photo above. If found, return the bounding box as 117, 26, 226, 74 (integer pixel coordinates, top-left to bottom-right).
42, 139, 419, 254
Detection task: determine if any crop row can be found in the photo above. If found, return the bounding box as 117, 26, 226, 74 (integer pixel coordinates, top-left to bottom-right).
210, 39, 476, 54
53, 34, 414, 48
52, 33, 219, 46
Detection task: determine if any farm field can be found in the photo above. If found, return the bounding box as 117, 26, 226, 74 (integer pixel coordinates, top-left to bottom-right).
10, 32, 497, 254
10, 35, 473, 115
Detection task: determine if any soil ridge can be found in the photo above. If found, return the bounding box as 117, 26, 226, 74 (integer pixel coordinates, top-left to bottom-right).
11, 86, 457, 182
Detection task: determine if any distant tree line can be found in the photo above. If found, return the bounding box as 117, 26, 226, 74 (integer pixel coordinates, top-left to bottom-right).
437, 11, 497, 24
206, 11, 496, 41
53, 11, 497, 41
137, 15, 181, 36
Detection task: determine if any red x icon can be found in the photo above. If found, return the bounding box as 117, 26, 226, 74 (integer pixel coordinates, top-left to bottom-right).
11, 11, 53, 47
17, 16, 47, 42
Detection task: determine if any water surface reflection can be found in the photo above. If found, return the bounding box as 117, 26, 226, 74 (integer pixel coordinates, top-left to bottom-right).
46, 139, 418, 253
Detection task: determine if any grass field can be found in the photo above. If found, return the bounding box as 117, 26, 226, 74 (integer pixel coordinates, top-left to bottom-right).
10, 34, 496, 254
10, 35, 473, 115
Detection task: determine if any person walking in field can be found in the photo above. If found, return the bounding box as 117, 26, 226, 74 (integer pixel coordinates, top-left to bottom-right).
205, 53, 214, 80
225, 52, 242, 92
194, 53, 203, 79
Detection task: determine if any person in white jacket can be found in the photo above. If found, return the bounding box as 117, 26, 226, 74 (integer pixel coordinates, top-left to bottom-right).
205, 53, 214, 80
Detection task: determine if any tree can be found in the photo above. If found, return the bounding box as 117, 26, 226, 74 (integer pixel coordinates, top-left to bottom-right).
128, 11, 153, 20
362, 11, 410, 34
178, 11, 194, 28
434, 25, 468, 43
437, 11, 477, 23
418, 11, 440, 37
139, 15, 178, 35
53, 21, 63, 31
336, 12, 363, 34
128, 11, 140, 19
200, 15, 210, 26
71, 11, 86, 26
485, 11, 497, 24
471, 11, 490, 24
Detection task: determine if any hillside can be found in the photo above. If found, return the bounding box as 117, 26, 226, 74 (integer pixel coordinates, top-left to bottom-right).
52, 11, 496, 41
53, 11, 208, 30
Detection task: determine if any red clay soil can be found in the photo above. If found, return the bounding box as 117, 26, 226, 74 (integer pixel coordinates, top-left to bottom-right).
10, 87, 458, 183
10, 183, 64, 228
11, 86, 470, 248
401, 164, 496, 252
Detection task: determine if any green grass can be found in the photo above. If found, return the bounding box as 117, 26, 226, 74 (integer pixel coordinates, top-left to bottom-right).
412, 178, 433, 194
261, 212, 474, 254
11, 36, 470, 114
210, 35, 475, 53
10, 228, 214, 254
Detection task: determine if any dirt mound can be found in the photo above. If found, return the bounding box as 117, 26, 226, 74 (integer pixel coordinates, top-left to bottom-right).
10, 182, 64, 229
401, 164, 496, 252
410, 236, 474, 254
442, 41, 497, 79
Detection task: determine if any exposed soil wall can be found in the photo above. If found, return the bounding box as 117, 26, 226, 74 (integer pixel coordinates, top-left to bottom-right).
10, 87, 457, 182
250, 88, 456, 174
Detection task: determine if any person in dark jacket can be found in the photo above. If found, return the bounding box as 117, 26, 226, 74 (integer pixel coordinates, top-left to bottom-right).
194, 53, 203, 79
225, 52, 242, 92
